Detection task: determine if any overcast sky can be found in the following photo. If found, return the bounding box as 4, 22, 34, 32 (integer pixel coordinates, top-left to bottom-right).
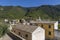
0, 0, 60, 7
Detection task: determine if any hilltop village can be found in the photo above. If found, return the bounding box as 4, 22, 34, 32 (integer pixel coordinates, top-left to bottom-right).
3, 17, 59, 40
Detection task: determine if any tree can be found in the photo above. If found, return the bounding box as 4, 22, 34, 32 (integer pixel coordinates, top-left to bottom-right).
0, 24, 8, 37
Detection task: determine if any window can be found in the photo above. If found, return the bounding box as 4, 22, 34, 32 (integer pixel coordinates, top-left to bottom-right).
18, 32, 21, 35
30, 23, 33, 25
20, 20, 23, 23
25, 34, 28, 38
49, 31, 51, 35
41, 24, 43, 28
49, 25, 51, 28
14, 30, 15, 32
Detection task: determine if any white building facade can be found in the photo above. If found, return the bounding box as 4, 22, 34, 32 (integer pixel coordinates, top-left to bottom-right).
54, 21, 58, 30
32, 27, 45, 40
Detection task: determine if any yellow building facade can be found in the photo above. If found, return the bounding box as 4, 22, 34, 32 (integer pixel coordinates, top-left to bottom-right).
36, 23, 54, 40
30, 20, 58, 40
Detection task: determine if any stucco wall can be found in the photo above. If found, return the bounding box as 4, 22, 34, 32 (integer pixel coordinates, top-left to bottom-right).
12, 28, 32, 40
54, 21, 58, 30
32, 27, 45, 40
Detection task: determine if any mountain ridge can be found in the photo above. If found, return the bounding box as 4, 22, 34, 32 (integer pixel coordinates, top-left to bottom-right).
0, 5, 60, 20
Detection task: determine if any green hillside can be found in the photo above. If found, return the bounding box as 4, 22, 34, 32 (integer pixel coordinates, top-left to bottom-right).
0, 6, 27, 19
0, 5, 60, 20
25, 5, 60, 20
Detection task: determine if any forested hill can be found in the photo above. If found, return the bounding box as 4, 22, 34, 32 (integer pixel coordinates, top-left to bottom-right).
26, 5, 60, 20
0, 6, 27, 19
0, 5, 60, 20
